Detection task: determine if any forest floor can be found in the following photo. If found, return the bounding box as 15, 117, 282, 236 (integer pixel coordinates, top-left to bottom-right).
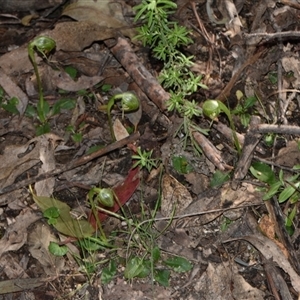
1, 0, 300, 299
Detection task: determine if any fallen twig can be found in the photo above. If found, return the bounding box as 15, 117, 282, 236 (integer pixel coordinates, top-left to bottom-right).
108, 37, 169, 112
0, 132, 140, 196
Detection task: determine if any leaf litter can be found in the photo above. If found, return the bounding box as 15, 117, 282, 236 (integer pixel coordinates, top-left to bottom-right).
0, 0, 300, 299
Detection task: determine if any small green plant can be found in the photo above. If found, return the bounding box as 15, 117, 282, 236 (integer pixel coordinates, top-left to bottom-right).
203, 99, 241, 154
88, 186, 118, 242
172, 155, 193, 174
48, 241, 68, 256
43, 206, 60, 225
134, 0, 208, 155
28, 36, 56, 134
132, 147, 160, 172
27, 37, 77, 135
65, 124, 84, 143
250, 161, 300, 235
231, 90, 257, 128
0, 87, 19, 114
99, 92, 140, 141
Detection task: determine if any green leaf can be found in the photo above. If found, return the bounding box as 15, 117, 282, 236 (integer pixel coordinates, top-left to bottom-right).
278, 183, 299, 203
36, 122, 51, 136
43, 207, 60, 225
268, 72, 278, 84
152, 246, 161, 263
101, 84, 112, 92
289, 191, 300, 204
210, 170, 230, 188
78, 237, 107, 251
1, 97, 19, 114
164, 256, 192, 272
154, 269, 170, 287
124, 257, 150, 279
285, 206, 297, 227
25, 104, 36, 118
31, 190, 94, 238
101, 260, 117, 284
87, 145, 104, 155
43, 207, 60, 219
37, 99, 50, 122
263, 181, 282, 200
250, 162, 276, 184
240, 113, 250, 127
172, 155, 193, 174
51, 98, 76, 116
48, 241, 68, 256
279, 169, 284, 184
244, 96, 257, 109
285, 206, 297, 235
264, 133, 275, 147
72, 133, 83, 143
64, 66, 77, 80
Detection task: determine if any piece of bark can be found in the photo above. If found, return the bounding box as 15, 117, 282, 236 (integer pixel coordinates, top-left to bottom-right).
108, 37, 169, 112
193, 131, 233, 171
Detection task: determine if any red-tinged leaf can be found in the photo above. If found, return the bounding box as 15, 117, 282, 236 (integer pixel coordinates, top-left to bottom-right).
89, 167, 140, 227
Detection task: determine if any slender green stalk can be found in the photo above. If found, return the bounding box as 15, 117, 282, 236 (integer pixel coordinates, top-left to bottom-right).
28, 36, 56, 124
100, 92, 140, 141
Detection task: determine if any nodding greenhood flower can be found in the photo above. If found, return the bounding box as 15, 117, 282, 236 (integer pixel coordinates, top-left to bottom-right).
119, 92, 140, 112
202, 99, 221, 120
93, 187, 115, 208
29, 36, 56, 57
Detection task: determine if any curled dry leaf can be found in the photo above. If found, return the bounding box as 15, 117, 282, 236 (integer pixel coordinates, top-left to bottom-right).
161, 173, 193, 217
0, 133, 61, 190
28, 222, 65, 276
0, 209, 41, 258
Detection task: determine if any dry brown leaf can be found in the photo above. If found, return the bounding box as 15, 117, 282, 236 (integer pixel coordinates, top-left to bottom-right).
125, 104, 142, 132
0, 133, 61, 189
196, 262, 265, 299
34, 134, 62, 197
0, 253, 29, 279
0, 209, 41, 258
27, 222, 65, 276
259, 215, 288, 258
113, 118, 129, 141
226, 234, 300, 294
161, 173, 193, 217
62, 0, 136, 39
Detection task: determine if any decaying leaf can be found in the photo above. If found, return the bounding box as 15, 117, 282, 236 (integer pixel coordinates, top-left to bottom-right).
31, 189, 94, 238
113, 118, 129, 141
0, 209, 41, 258
0, 134, 61, 191
161, 173, 193, 217
196, 262, 265, 300
28, 222, 65, 276
62, 0, 136, 39
34, 133, 62, 197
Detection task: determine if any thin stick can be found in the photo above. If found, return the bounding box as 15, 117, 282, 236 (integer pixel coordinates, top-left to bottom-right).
0, 132, 140, 196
